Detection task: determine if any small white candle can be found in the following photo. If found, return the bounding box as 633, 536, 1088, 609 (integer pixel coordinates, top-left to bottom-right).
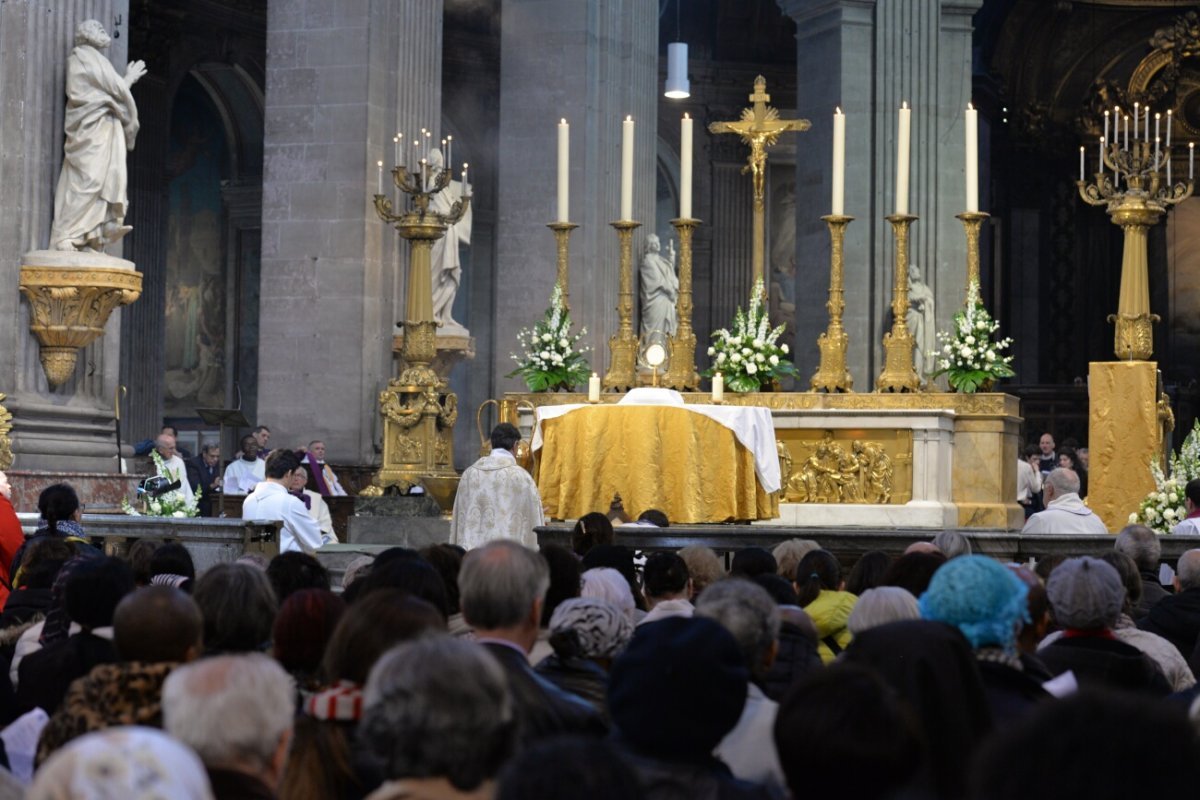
832, 107, 846, 216
411, 138, 419, 173
446, 135, 453, 171
377, 160, 383, 194
712, 372, 724, 402
393, 135, 400, 166
1167, 110, 1173, 148
1124, 116, 1129, 151
1155, 113, 1161, 146
680, 113, 694, 219
462, 163, 470, 194
621, 115, 635, 221
1155, 136, 1161, 166
557, 119, 570, 222
1079, 146, 1085, 181
1099, 137, 1105, 176
1104, 111, 1110, 145
896, 102, 911, 215
1133, 103, 1139, 139
964, 103, 978, 213
1190, 143, 1194, 180
588, 373, 600, 402
1145, 108, 1150, 142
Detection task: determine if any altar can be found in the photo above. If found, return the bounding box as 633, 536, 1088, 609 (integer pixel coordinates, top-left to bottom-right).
518, 390, 1023, 531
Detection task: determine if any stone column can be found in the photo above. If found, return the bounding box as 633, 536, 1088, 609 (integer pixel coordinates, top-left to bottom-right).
494, 0, 658, 390
258, 0, 441, 464
0, 1, 131, 472
778, 0, 980, 385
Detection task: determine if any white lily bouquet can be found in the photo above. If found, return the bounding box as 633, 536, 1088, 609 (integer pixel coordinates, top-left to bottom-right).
929, 280, 1014, 392
703, 279, 798, 392
508, 284, 591, 392
122, 449, 201, 518
1131, 420, 1200, 534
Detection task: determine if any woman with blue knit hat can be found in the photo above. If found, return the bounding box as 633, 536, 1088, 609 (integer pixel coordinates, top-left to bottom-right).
920, 555, 1050, 727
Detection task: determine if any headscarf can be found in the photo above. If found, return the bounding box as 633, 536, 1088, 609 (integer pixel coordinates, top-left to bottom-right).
919, 555, 1030, 651
548, 597, 634, 659
580, 568, 635, 621
28, 726, 213, 800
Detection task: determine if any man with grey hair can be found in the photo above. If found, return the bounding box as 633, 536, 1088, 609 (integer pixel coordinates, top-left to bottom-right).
932, 530, 972, 559
1139, 548, 1200, 670
154, 432, 195, 505
162, 653, 294, 797
696, 578, 786, 795
458, 540, 603, 744
1021, 468, 1107, 534
1115, 524, 1169, 619
360, 637, 513, 797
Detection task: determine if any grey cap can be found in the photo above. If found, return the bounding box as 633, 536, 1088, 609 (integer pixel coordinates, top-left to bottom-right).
1046, 556, 1125, 630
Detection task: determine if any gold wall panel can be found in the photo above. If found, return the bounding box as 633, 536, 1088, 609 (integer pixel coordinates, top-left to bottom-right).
776, 429, 913, 505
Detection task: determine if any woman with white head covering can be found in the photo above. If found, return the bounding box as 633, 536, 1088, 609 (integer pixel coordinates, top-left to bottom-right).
29, 726, 213, 800
580, 567, 640, 623
535, 597, 634, 722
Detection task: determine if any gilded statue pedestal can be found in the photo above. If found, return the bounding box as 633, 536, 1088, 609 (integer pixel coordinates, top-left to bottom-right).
1088, 361, 1165, 532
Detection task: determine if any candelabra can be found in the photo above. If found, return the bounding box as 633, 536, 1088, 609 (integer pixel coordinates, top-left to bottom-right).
876, 214, 921, 393
955, 211, 989, 297
366, 162, 470, 494
1078, 126, 1193, 360
603, 220, 641, 392
811, 214, 854, 392
665, 217, 701, 391
547, 221, 579, 311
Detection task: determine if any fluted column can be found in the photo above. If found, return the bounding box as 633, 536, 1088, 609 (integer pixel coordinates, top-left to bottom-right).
0, 0, 130, 472
259, 0, 442, 463
494, 0, 658, 390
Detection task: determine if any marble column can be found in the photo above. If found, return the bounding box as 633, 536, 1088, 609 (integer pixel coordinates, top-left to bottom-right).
258, 0, 441, 464
0, 1, 131, 472
494, 0, 659, 391
778, 0, 980, 386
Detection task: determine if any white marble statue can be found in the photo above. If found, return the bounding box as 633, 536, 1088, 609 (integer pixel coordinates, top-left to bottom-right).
428, 148, 472, 335
639, 233, 678, 340
49, 20, 146, 252
907, 263, 937, 376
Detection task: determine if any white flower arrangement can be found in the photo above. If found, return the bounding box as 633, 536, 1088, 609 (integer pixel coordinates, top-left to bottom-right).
929, 280, 1014, 392
508, 284, 591, 391
1130, 420, 1200, 534
122, 449, 201, 518
702, 279, 797, 392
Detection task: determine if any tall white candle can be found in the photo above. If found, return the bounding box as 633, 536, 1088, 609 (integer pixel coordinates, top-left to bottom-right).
376, 160, 383, 194
1079, 146, 1085, 181
557, 119, 570, 222
1145, 108, 1150, 142
1167, 110, 1173, 148
832, 107, 846, 216
1190, 142, 1194, 180
621, 115, 635, 220
393, 135, 400, 166
462, 163, 470, 192
965, 103, 978, 213
680, 114, 694, 219
1155, 113, 1161, 146
1124, 116, 1129, 151
1104, 111, 1110, 145
1099, 137, 1105, 176
896, 102, 911, 215
1155, 136, 1161, 166
1133, 103, 1139, 139
446, 135, 453, 172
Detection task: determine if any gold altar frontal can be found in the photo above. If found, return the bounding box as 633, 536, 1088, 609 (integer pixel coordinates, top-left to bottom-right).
515, 391, 1024, 530
535, 405, 778, 524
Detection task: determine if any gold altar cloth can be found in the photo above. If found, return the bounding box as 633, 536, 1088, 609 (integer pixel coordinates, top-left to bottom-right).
535, 406, 778, 523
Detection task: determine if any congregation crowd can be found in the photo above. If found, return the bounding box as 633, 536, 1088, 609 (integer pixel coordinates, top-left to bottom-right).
0, 419, 1198, 798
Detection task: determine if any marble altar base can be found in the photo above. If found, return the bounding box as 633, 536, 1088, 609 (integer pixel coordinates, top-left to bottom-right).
7, 470, 145, 514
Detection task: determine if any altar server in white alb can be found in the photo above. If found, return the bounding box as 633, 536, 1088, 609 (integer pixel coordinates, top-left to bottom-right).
450, 423, 544, 550
242, 450, 323, 554
1172, 479, 1200, 535
223, 434, 266, 494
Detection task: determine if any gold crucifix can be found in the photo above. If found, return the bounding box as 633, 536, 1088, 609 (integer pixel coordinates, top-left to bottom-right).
709, 76, 810, 291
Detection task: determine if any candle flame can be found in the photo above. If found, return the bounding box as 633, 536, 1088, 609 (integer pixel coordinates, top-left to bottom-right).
463, 162, 469, 169
393, 135, 398, 142
684, 112, 690, 119
835, 106, 842, 114
376, 160, 383, 167
447, 135, 453, 141
901, 101, 908, 109
561, 118, 567, 124
967, 102, 973, 111
626, 115, 633, 121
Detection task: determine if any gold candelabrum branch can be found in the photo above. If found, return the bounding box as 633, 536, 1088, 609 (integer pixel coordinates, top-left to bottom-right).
955, 211, 990, 297
1077, 135, 1193, 360
877, 214, 921, 393
665, 217, 702, 391
811, 214, 855, 392
547, 221, 579, 312
603, 220, 641, 392
365, 163, 469, 495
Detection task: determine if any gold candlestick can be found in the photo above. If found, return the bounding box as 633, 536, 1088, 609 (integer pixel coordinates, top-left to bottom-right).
956, 211, 990, 296
547, 221, 579, 312
665, 217, 702, 390
603, 220, 641, 392
876, 213, 921, 393
810, 214, 854, 392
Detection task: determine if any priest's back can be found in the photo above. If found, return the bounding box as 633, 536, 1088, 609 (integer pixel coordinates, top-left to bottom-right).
450, 437, 544, 550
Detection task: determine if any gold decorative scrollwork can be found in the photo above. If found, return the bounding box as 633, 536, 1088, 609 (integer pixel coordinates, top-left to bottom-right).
0, 393, 13, 471
783, 433, 895, 505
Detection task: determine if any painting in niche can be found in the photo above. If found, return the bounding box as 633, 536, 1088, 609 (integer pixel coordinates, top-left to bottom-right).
768, 163, 797, 354
164, 78, 229, 417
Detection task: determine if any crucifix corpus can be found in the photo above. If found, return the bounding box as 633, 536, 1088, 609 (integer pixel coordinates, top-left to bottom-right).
709, 76, 810, 293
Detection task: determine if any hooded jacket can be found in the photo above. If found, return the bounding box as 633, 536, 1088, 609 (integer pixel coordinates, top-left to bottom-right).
802, 590, 857, 663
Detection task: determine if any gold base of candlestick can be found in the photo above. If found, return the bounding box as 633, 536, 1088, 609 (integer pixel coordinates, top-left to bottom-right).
665, 217, 702, 391
877, 214, 921, 393
955, 211, 990, 296
811, 214, 854, 393
548, 221, 579, 312
603, 220, 641, 392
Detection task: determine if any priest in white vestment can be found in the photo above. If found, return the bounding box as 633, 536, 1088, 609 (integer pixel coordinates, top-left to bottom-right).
154, 434, 194, 505
223, 434, 266, 495
450, 423, 544, 550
